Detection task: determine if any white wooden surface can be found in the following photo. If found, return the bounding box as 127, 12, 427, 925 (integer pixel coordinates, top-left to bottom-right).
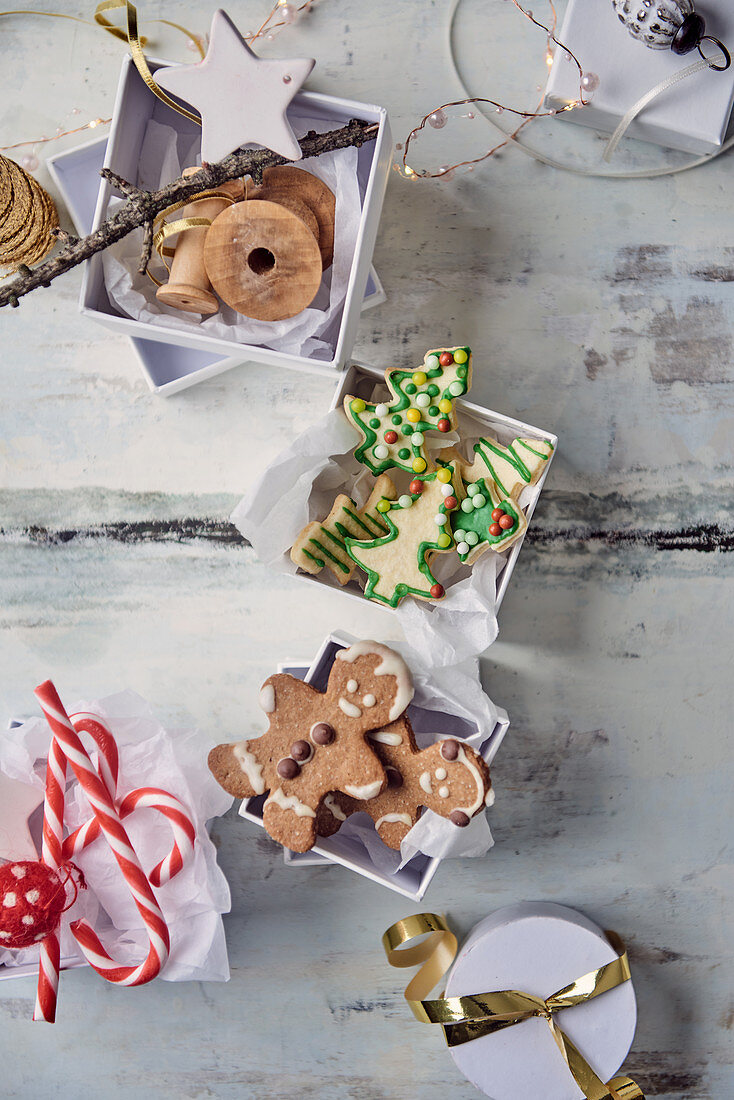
1, 2, 733, 1096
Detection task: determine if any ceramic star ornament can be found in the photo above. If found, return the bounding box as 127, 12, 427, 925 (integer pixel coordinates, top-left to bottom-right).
155, 9, 315, 163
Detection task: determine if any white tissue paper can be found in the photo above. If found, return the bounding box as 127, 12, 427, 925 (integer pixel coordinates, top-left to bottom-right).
230, 405, 519, 662
0, 691, 233, 982
102, 117, 363, 361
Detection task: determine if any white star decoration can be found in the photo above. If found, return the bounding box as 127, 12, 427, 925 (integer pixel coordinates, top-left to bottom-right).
155, 9, 315, 163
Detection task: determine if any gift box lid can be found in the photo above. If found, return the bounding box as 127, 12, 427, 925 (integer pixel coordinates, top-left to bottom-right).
445, 902, 637, 1100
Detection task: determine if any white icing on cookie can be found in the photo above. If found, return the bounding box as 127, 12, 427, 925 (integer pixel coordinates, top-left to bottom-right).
233, 743, 266, 795
419, 771, 433, 795
266, 788, 315, 818
485, 787, 495, 807
336, 641, 413, 722
368, 729, 403, 746
338, 697, 362, 718
346, 679, 359, 693
259, 684, 275, 713
363, 694, 376, 708
456, 746, 486, 816
376, 812, 412, 831
344, 780, 383, 801
434, 767, 447, 781
324, 793, 347, 821
438, 786, 450, 799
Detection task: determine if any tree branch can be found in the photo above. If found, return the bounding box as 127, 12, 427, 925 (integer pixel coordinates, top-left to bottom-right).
0, 119, 378, 309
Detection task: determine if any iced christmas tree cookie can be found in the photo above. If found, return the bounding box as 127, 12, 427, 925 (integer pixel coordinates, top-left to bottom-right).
290, 474, 397, 585
345, 463, 461, 607
343, 346, 472, 476
447, 437, 553, 564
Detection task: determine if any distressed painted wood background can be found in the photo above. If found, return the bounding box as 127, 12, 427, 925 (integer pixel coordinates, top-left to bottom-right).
1, 1, 732, 1096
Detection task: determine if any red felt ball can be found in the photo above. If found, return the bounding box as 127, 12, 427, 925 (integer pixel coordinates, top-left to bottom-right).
430, 583, 445, 599
443, 496, 457, 510
0, 861, 67, 949
491, 508, 504, 521
499, 514, 515, 530
409, 480, 423, 494
384, 430, 398, 444
489, 522, 502, 537
439, 352, 454, 366
437, 419, 451, 433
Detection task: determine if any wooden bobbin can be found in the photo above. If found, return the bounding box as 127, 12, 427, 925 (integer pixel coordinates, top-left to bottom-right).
203, 200, 323, 322
249, 166, 335, 269
155, 168, 244, 315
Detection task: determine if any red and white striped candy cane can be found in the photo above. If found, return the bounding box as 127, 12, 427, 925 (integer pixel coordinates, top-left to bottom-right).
34, 681, 170, 988
33, 734, 68, 1022
63, 786, 195, 887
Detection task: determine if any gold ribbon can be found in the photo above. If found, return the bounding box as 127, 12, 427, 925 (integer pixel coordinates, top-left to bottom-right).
383, 913, 645, 1100
94, 1, 203, 123
145, 187, 238, 284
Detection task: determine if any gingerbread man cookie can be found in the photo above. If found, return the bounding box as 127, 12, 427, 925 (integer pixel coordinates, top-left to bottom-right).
208, 640, 414, 852
290, 474, 397, 585
344, 346, 472, 477
317, 720, 492, 849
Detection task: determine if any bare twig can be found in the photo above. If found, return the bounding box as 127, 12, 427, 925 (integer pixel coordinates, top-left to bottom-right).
1, 119, 378, 309
138, 219, 154, 275
100, 167, 141, 198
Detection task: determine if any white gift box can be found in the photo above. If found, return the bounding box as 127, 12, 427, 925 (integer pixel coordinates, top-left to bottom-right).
545, 0, 734, 155
238, 631, 509, 900
77, 56, 392, 381
231, 359, 556, 640
444, 902, 638, 1100
48, 127, 386, 395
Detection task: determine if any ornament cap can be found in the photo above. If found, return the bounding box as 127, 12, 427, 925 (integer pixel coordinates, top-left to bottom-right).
671, 12, 706, 54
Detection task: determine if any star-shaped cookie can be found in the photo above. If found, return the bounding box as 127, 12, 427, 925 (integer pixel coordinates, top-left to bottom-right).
155, 9, 315, 162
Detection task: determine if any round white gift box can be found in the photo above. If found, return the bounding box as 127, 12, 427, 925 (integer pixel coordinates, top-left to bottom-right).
444, 902, 637, 1100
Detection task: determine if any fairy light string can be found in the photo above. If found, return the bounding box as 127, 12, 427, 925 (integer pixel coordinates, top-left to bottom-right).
398, 0, 595, 180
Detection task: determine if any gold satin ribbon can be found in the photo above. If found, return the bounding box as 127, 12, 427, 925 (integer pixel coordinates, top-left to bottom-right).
145, 187, 238, 284
383, 913, 645, 1100
0, 6, 203, 58
94, 1, 203, 123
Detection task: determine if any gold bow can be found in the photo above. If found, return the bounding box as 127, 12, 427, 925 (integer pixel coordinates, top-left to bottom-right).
383, 913, 644, 1100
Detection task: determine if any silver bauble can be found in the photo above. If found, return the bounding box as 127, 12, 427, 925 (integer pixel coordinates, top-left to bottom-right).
611, 0, 694, 49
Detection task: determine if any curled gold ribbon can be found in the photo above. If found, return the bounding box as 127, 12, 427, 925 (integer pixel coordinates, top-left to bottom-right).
94, 1, 203, 122
145, 188, 238, 284
383, 913, 645, 1100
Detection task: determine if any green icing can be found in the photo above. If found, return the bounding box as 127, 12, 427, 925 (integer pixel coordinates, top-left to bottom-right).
450, 478, 521, 563
346, 469, 455, 607
345, 347, 472, 476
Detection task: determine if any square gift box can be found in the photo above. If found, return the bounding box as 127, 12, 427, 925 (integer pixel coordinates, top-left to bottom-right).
47, 135, 386, 396
79, 55, 393, 379
544, 0, 734, 155
232, 358, 557, 638
238, 631, 510, 900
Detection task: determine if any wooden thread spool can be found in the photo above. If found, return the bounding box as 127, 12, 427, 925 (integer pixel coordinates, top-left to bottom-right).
155, 168, 244, 315
203, 200, 323, 322
248, 166, 335, 270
